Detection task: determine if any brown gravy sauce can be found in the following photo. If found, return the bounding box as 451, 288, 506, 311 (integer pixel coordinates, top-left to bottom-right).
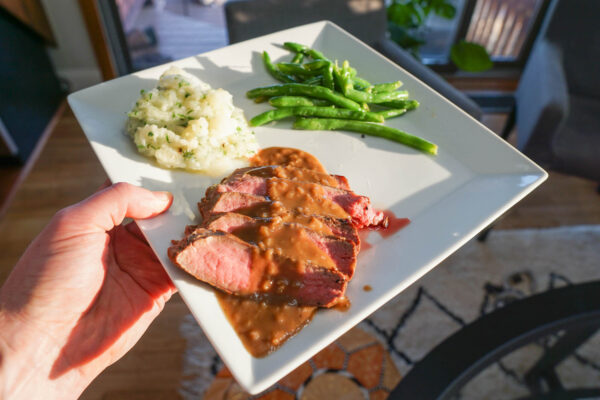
248, 165, 342, 188
232, 220, 338, 270
216, 292, 316, 357
235, 203, 335, 238
216, 147, 349, 357
250, 147, 327, 173
267, 179, 348, 219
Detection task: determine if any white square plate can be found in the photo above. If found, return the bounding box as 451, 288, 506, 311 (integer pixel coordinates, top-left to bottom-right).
68, 21, 546, 394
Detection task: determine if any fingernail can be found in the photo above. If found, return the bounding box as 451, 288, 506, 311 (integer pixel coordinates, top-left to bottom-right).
155, 191, 173, 203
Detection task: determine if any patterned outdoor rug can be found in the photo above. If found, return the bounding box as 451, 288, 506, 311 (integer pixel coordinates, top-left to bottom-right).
178, 225, 600, 399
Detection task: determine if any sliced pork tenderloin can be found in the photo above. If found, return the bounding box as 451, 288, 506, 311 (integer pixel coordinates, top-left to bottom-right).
168, 228, 347, 307
210, 176, 387, 228
224, 165, 350, 190
204, 212, 358, 279
198, 191, 360, 245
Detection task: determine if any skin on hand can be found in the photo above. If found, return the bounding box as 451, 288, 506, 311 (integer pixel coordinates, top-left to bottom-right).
0, 182, 176, 399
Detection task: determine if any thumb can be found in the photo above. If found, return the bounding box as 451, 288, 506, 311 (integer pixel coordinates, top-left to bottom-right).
66, 182, 173, 232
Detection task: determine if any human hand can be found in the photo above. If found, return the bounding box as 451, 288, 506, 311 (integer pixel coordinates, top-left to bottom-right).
0, 182, 176, 399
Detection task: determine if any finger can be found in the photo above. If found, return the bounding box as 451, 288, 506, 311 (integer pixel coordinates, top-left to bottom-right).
69, 182, 173, 232
115, 224, 177, 295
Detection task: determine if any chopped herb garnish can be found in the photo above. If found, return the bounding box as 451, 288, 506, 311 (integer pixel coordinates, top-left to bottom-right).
183, 150, 194, 159
177, 113, 194, 120
147, 143, 159, 150
140, 89, 146, 95
148, 93, 152, 100
172, 112, 176, 118
185, 92, 191, 98
178, 82, 183, 88
236, 126, 241, 132
166, 135, 170, 143
148, 131, 154, 137
137, 144, 145, 150
186, 109, 192, 114
176, 102, 182, 107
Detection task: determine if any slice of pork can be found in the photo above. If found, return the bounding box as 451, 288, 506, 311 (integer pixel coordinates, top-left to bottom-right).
223, 165, 350, 190
204, 212, 358, 279
198, 191, 360, 245
210, 175, 387, 228
168, 228, 347, 307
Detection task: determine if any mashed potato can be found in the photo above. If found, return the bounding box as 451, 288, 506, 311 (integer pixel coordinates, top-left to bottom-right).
127, 67, 258, 175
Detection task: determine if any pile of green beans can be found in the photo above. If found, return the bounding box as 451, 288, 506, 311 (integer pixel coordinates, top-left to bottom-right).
247, 42, 437, 155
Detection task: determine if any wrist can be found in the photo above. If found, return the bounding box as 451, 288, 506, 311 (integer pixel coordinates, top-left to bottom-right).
0, 310, 89, 399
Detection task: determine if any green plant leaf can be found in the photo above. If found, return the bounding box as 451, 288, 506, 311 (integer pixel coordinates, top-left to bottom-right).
450, 40, 493, 72
388, 3, 416, 27
406, 2, 425, 24
388, 1, 428, 27
434, 3, 456, 19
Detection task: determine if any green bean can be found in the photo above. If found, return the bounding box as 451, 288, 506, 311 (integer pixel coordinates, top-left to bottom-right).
322, 64, 335, 91
342, 61, 353, 75
253, 96, 269, 103
336, 63, 382, 104
291, 52, 304, 63
293, 118, 437, 155
331, 63, 353, 94
282, 42, 329, 61
302, 75, 323, 85
353, 76, 371, 89
379, 99, 420, 110
377, 108, 408, 119
371, 81, 403, 93
338, 60, 371, 90
269, 96, 332, 107
262, 51, 295, 83
344, 88, 409, 104
277, 62, 322, 77
303, 60, 331, 71
283, 42, 307, 53
305, 48, 329, 61
332, 64, 344, 92
250, 106, 384, 126
345, 64, 370, 85
247, 83, 362, 111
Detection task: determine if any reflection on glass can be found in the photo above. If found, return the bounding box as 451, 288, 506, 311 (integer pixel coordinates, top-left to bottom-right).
465, 0, 543, 61
115, 0, 228, 71
419, 0, 467, 65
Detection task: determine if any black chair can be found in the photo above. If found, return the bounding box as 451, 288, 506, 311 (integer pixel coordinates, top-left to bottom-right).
390, 281, 600, 399
502, 0, 600, 187
224, 0, 483, 121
